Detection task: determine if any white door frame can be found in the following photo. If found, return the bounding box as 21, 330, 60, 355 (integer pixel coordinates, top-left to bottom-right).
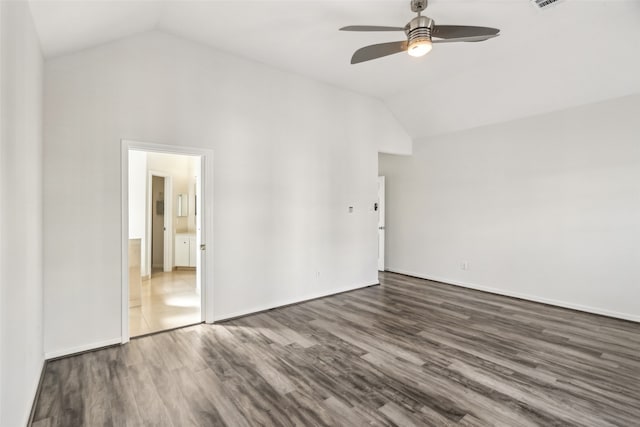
147, 171, 173, 274
121, 139, 214, 344
378, 176, 385, 271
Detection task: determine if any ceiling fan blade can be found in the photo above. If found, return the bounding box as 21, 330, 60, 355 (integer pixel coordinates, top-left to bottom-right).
433, 25, 500, 39
351, 41, 407, 64
432, 34, 499, 44
340, 25, 405, 32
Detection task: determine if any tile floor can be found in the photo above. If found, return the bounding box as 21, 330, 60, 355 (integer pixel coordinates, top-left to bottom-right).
129, 269, 201, 337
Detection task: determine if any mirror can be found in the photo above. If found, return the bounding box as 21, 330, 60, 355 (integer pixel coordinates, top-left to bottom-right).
177, 194, 188, 217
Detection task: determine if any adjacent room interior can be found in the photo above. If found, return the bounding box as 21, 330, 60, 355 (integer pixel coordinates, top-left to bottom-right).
1, 0, 639, 426
127, 150, 202, 337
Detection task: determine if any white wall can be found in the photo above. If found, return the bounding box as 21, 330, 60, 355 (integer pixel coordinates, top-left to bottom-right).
374, 115, 412, 156
380, 94, 640, 321
0, 1, 44, 425
128, 150, 147, 240
128, 149, 147, 275
43, 31, 411, 357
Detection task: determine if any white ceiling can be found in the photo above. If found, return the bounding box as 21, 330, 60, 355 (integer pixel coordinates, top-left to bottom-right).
29, 0, 640, 139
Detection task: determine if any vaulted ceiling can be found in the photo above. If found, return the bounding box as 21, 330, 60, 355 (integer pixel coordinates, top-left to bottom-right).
28, 0, 640, 139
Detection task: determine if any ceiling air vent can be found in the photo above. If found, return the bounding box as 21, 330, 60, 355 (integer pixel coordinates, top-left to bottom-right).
530, 0, 563, 10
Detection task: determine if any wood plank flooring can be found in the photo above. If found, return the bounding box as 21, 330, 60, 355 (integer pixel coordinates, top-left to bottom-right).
32, 272, 640, 426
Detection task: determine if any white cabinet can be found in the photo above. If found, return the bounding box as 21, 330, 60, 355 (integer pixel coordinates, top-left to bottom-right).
175, 233, 196, 267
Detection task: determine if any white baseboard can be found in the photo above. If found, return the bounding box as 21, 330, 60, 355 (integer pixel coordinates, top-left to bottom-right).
44, 283, 379, 358
386, 269, 640, 323
45, 337, 122, 360
213, 281, 379, 322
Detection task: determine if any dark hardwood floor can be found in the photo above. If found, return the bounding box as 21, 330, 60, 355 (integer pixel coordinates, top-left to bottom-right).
32, 272, 640, 426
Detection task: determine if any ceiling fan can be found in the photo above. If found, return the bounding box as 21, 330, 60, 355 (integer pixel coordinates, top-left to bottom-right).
340, 0, 500, 64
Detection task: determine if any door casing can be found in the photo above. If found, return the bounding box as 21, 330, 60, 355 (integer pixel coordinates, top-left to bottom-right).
378, 176, 385, 271
120, 139, 214, 343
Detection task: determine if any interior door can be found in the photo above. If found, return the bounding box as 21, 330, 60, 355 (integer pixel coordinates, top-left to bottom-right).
378, 176, 385, 271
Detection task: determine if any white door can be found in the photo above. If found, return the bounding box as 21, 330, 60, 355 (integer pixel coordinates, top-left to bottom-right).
378, 176, 385, 271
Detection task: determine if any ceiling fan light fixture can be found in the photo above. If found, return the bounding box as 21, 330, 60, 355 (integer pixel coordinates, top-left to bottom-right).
407, 20, 433, 58
408, 38, 432, 57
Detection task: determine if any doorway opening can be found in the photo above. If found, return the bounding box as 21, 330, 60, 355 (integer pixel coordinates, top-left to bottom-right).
122, 140, 213, 341
130, 151, 200, 337
378, 176, 385, 271
151, 175, 166, 273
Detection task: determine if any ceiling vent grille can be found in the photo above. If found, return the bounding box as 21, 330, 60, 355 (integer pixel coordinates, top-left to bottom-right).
530, 0, 563, 10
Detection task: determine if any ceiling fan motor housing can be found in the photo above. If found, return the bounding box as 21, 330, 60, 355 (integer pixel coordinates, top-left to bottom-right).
406, 16, 434, 44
